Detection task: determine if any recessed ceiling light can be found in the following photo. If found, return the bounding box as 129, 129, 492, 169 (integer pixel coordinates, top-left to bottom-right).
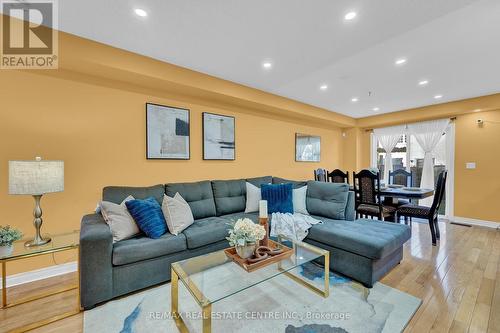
351, 97, 359, 102
434, 94, 443, 99
418, 80, 429, 86
395, 58, 407, 66
319, 84, 328, 91
373, 107, 380, 111
344, 11, 357, 21
134, 8, 148, 17
262, 61, 273, 70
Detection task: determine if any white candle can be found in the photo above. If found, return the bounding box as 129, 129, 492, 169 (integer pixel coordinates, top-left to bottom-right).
259, 200, 268, 218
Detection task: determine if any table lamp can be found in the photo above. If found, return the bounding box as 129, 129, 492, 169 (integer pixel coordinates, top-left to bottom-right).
8, 157, 64, 247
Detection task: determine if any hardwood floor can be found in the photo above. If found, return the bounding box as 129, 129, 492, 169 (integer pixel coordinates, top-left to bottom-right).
1, 220, 499, 332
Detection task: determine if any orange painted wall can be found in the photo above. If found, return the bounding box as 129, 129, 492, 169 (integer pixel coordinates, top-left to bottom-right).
0, 69, 342, 275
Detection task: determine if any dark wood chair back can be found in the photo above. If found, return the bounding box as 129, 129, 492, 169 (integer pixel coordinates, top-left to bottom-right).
313, 168, 327, 182
327, 169, 349, 184
389, 169, 413, 187
430, 170, 447, 216
353, 169, 382, 207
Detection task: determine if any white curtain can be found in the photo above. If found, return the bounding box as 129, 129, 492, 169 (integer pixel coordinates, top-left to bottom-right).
408, 118, 450, 206
373, 125, 405, 182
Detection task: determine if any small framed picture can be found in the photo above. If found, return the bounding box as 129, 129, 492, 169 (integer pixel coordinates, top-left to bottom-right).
295, 133, 321, 162
146, 103, 190, 159
202, 112, 235, 160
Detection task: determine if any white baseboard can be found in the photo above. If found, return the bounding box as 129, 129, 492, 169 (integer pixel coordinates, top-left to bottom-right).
452, 216, 500, 229
0, 261, 77, 289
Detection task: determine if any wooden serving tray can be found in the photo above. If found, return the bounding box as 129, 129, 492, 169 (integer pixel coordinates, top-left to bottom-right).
224, 240, 293, 273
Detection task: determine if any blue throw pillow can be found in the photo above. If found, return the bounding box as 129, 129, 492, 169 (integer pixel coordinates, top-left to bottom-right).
261, 183, 293, 214
125, 197, 167, 239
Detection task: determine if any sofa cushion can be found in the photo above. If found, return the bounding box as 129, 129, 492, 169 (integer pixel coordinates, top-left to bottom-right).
100, 196, 139, 242
125, 197, 167, 239
166, 181, 216, 220
102, 185, 165, 205
220, 212, 259, 223
182, 216, 230, 249
162, 193, 194, 235
306, 181, 349, 220
306, 217, 411, 259
112, 233, 187, 266
211, 179, 246, 216
244, 182, 261, 213
246, 176, 272, 188
262, 183, 294, 214
272, 177, 307, 189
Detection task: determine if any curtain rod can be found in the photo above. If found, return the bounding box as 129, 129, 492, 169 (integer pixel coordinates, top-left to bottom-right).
364, 117, 456, 132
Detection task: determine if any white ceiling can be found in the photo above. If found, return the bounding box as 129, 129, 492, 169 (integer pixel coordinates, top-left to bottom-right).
52, 0, 500, 117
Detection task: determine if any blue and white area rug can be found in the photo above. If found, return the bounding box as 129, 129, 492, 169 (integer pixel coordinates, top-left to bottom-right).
84, 263, 420, 333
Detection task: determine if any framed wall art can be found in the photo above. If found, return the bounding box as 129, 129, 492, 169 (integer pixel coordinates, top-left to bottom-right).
295, 133, 320, 162
146, 103, 190, 159
202, 112, 235, 160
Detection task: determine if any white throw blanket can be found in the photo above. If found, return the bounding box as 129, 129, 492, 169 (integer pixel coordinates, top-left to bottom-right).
270, 213, 322, 242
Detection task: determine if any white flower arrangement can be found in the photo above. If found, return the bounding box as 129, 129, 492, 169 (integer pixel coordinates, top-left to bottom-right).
226, 218, 266, 247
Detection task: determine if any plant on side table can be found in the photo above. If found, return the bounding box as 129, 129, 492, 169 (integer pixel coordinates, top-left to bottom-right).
0, 225, 23, 257
226, 218, 266, 259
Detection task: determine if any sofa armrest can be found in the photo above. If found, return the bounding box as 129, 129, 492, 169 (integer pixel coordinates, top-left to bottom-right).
345, 191, 355, 221
79, 213, 113, 309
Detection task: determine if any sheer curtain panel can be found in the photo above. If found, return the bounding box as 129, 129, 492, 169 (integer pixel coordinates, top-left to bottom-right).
373, 125, 405, 182
407, 118, 450, 206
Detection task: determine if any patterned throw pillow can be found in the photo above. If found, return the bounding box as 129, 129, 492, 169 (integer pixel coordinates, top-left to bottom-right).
125, 197, 167, 239
261, 183, 294, 214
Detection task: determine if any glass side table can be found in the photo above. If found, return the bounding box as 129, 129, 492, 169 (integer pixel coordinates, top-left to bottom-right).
0, 230, 80, 332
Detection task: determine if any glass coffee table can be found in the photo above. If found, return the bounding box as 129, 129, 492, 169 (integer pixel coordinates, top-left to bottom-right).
170, 236, 329, 333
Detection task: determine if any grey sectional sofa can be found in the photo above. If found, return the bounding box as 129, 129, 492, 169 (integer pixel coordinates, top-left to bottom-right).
79, 176, 410, 309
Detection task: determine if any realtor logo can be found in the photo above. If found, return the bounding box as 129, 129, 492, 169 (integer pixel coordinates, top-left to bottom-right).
1, 0, 58, 69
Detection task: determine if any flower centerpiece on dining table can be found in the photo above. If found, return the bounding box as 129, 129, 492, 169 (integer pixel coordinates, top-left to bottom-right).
226, 218, 266, 259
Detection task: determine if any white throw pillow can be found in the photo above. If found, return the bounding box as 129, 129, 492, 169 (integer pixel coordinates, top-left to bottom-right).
162, 193, 194, 235
293, 186, 309, 215
100, 195, 139, 242
245, 182, 261, 213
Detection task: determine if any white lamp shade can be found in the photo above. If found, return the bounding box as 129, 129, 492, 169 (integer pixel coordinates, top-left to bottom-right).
9, 160, 64, 195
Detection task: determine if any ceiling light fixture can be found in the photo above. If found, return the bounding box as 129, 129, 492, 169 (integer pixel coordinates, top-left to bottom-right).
134, 8, 148, 17
344, 11, 357, 21
319, 84, 328, 91
351, 97, 359, 102
434, 94, 443, 99
373, 107, 380, 111
418, 80, 429, 86
395, 58, 407, 66
262, 61, 273, 70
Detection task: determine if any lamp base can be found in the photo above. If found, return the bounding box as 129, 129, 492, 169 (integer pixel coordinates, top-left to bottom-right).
24, 236, 51, 248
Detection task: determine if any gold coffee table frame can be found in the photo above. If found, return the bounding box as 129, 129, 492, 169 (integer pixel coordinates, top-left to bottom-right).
171, 235, 330, 333
0, 231, 81, 333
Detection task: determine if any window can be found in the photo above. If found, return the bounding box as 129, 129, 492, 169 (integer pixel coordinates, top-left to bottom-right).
376, 134, 408, 180
372, 129, 451, 214
409, 133, 447, 214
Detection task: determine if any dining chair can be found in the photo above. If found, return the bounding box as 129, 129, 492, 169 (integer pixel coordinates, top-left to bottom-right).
385, 169, 413, 210
327, 169, 349, 184
389, 169, 413, 187
353, 169, 397, 221
397, 170, 447, 246
313, 168, 327, 182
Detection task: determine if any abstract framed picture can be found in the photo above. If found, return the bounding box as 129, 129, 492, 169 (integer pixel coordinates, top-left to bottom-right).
202, 112, 235, 160
295, 133, 321, 162
146, 103, 190, 159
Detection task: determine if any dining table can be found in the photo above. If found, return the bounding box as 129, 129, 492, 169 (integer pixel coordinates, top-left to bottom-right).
349, 185, 434, 200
